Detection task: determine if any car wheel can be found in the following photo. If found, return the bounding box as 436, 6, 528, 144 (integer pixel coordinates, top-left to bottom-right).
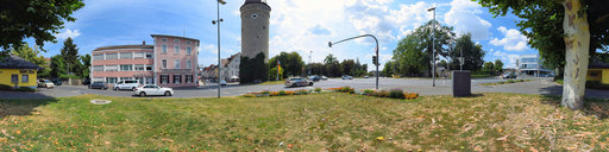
309, 82, 313, 86
164, 91, 172, 96
132, 87, 137, 91
113, 87, 118, 91
139, 92, 146, 96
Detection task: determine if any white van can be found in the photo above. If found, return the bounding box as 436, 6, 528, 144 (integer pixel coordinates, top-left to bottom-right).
113, 80, 141, 91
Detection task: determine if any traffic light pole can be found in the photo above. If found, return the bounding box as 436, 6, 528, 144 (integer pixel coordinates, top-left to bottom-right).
328, 34, 379, 90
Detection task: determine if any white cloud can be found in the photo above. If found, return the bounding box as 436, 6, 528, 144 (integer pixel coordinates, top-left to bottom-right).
490, 49, 520, 68
201, 44, 216, 54
444, 0, 492, 40
490, 26, 529, 51
56, 29, 81, 39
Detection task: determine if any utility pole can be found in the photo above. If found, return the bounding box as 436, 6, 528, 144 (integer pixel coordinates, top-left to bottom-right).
329, 34, 379, 90
428, 7, 436, 87
212, 0, 226, 98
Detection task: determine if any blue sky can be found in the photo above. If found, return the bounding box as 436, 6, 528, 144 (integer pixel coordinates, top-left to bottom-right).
28, 0, 537, 69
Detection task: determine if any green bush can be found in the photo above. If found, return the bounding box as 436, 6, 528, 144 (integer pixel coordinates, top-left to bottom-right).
261, 90, 270, 95
15, 87, 36, 92
240, 53, 268, 84
506, 80, 515, 83
389, 89, 405, 99
314, 87, 322, 93
0, 84, 13, 90
279, 90, 287, 96
518, 79, 525, 82
295, 89, 309, 95
362, 89, 375, 96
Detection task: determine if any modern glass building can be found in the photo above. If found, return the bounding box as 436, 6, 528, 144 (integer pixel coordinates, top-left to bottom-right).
517, 54, 553, 77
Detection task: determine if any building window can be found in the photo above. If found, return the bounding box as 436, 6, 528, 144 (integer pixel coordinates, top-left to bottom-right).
134, 52, 145, 58
120, 77, 132, 81
11, 74, 18, 83
105, 65, 119, 71
93, 54, 104, 60
145, 77, 154, 84
106, 77, 118, 83
145, 52, 153, 59
175, 60, 180, 69
186, 60, 192, 69
146, 65, 153, 71
185, 75, 193, 83
162, 60, 167, 69
106, 53, 118, 60
187, 47, 192, 56
21, 74, 28, 83
93, 65, 104, 71
160, 75, 169, 84
134, 64, 145, 71
120, 52, 132, 59
186, 41, 191, 45
162, 38, 167, 42
173, 75, 182, 84
174, 39, 179, 44
175, 46, 179, 54
162, 45, 167, 53
120, 64, 132, 71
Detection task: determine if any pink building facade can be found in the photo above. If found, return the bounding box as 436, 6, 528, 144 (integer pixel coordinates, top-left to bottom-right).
91, 34, 199, 88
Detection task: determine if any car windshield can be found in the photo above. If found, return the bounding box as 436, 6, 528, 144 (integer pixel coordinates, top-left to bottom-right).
94, 82, 104, 84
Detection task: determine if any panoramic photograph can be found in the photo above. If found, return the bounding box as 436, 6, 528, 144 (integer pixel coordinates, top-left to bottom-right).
1, 0, 609, 151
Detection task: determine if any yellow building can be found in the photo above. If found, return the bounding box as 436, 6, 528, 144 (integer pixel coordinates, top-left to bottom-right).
587, 63, 609, 85
0, 55, 40, 88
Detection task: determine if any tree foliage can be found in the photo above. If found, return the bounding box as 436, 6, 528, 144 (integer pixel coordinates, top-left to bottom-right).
494, 59, 504, 74
0, 0, 85, 50
239, 53, 268, 84
268, 52, 304, 78
324, 54, 342, 77
448, 34, 485, 71
50, 55, 66, 79
10, 44, 50, 77
392, 34, 427, 76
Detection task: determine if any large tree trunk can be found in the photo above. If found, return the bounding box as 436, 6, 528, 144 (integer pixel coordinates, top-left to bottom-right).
561, 0, 590, 110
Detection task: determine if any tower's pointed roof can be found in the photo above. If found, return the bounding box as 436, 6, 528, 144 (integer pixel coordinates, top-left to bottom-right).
241, 0, 271, 10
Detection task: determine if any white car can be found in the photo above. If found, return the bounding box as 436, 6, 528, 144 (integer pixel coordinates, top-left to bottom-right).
37, 79, 55, 88
133, 84, 174, 96
113, 80, 140, 91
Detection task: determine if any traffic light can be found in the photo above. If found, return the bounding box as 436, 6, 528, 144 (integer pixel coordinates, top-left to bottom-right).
372, 56, 378, 65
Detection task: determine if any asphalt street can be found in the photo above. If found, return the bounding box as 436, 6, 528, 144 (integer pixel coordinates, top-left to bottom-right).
2, 77, 609, 99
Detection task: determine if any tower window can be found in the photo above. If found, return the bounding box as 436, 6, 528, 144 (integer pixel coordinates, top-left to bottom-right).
262, 26, 266, 30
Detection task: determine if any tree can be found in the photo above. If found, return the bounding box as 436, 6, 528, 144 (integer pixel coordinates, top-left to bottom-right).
10, 44, 50, 77
340, 59, 355, 76
50, 55, 66, 79
382, 61, 398, 77
0, 0, 84, 50
447, 34, 485, 71
494, 59, 504, 74
60, 38, 80, 75
80, 54, 91, 78
483, 62, 495, 75
269, 52, 305, 78
414, 20, 456, 76
393, 33, 427, 76
268, 66, 284, 81
240, 53, 267, 83
323, 54, 342, 77
477, 0, 609, 109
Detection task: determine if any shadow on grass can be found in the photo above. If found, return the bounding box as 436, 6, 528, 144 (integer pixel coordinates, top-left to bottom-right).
540, 86, 609, 119
0, 92, 59, 119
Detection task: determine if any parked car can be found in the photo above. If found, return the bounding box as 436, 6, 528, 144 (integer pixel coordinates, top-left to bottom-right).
113, 80, 141, 91
285, 77, 313, 88
342, 75, 353, 80
364, 75, 369, 78
133, 84, 174, 96
220, 80, 227, 86
89, 81, 108, 90
37, 79, 55, 88
51, 78, 63, 86
320, 76, 328, 80
502, 73, 517, 79
308, 75, 320, 82
82, 78, 91, 85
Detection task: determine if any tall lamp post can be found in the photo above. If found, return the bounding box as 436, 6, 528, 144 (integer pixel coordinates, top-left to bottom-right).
212, 0, 226, 98
428, 7, 436, 87
328, 34, 380, 90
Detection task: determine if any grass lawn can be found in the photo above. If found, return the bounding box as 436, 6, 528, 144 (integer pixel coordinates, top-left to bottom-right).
2, 93, 609, 151
480, 79, 532, 86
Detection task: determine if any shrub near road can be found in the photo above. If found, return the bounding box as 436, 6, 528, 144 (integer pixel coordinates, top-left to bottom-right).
1, 93, 609, 151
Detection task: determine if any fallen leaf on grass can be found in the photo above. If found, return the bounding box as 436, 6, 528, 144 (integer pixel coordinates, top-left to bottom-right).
161, 138, 174, 143
496, 135, 508, 141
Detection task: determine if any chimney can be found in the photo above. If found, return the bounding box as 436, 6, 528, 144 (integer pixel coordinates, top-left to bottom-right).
142, 40, 146, 45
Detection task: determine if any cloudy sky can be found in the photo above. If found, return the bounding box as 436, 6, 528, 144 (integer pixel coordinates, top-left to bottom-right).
28, 0, 536, 69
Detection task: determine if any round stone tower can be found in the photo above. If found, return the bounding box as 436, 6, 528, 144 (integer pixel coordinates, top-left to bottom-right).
240, 0, 271, 62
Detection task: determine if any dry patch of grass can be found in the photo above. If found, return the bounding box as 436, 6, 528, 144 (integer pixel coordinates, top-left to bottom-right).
1, 93, 609, 151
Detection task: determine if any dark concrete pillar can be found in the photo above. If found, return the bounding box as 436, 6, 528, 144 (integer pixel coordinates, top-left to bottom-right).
452, 71, 471, 97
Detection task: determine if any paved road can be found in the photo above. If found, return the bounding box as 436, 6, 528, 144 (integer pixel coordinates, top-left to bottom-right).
2, 77, 609, 99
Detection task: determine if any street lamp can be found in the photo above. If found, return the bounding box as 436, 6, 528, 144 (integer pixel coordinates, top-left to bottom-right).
212, 0, 225, 98
328, 34, 380, 90
428, 7, 436, 87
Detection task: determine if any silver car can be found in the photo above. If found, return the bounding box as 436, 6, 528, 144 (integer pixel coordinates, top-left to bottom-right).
285, 77, 313, 88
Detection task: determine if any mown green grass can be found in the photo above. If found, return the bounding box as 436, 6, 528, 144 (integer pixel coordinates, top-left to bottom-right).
257, 80, 285, 85
481, 79, 531, 86
1, 93, 609, 151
